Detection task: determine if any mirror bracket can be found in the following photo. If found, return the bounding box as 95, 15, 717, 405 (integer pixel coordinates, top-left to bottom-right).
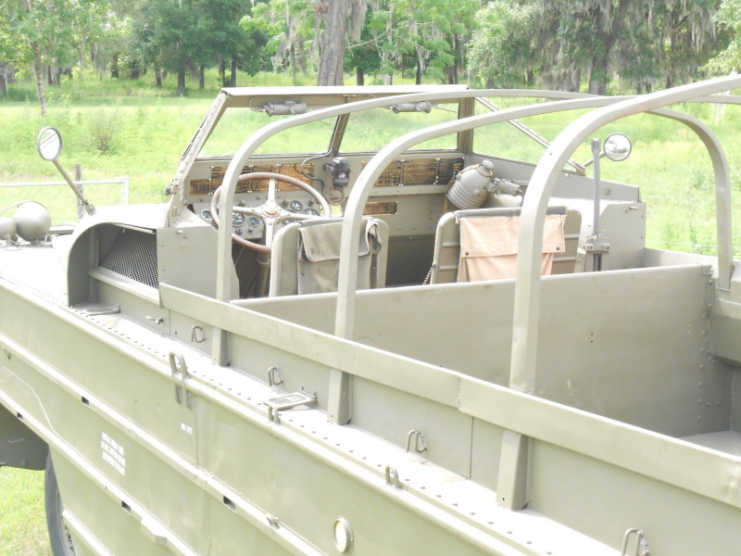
36, 127, 96, 215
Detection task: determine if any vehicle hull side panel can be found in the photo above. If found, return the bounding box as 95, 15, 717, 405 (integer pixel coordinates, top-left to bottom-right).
197, 397, 496, 556
0, 280, 506, 556
529, 440, 741, 555
50, 446, 174, 556
0, 398, 47, 470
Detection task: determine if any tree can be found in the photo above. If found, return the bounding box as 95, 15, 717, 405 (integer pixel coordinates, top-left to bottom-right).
705, 0, 739, 75
345, 7, 382, 85
130, 0, 201, 95
315, 0, 365, 85
71, 0, 111, 82
362, 0, 478, 86
11, 0, 75, 113
469, 0, 723, 93
468, 1, 537, 88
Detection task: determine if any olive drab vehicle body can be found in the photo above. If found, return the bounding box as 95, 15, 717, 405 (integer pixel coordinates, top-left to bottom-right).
1, 78, 741, 556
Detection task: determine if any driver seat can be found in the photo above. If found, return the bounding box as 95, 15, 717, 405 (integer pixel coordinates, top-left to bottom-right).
268, 217, 389, 297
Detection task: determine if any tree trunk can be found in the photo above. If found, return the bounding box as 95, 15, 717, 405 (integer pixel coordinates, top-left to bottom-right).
0, 67, 7, 96
177, 70, 186, 96
588, 52, 610, 95
415, 61, 422, 85
111, 53, 119, 78
130, 61, 140, 80
587, 0, 632, 95
290, 44, 297, 85
219, 60, 226, 87
356, 66, 364, 86
156, 67, 162, 87
78, 32, 87, 82
451, 33, 460, 84
317, 0, 347, 86
199, 65, 205, 89
33, 45, 48, 115
230, 59, 237, 87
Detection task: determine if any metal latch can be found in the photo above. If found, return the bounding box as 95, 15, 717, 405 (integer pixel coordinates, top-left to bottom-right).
169, 352, 194, 410
265, 387, 316, 423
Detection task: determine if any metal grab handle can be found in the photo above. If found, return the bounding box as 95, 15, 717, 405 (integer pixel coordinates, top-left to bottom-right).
168, 352, 193, 410
622, 528, 650, 556
384, 466, 401, 489
267, 365, 284, 387
406, 430, 427, 453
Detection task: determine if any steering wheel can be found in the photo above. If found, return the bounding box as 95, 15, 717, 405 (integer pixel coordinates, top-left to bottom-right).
210, 172, 331, 253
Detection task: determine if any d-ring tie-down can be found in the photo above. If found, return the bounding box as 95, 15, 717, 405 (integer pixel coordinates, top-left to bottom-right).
384, 466, 401, 490
406, 430, 427, 453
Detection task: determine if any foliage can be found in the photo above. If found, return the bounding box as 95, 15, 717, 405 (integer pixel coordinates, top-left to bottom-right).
707, 0, 741, 73
1, 0, 740, 103
467, 1, 537, 88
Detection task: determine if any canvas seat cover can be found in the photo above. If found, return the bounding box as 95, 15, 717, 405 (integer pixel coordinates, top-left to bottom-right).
297, 219, 382, 294
457, 214, 566, 282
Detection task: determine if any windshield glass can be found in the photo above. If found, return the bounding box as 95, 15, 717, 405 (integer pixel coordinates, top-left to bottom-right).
200, 108, 336, 156
340, 103, 460, 152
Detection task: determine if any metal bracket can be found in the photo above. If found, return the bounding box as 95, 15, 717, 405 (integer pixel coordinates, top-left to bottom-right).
168, 352, 194, 410
265, 387, 317, 424
267, 365, 284, 387
384, 466, 401, 489
622, 529, 650, 556
406, 430, 428, 453
584, 235, 610, 253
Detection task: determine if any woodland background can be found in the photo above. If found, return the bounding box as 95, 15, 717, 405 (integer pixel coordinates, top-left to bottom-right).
5, 0, 741, 114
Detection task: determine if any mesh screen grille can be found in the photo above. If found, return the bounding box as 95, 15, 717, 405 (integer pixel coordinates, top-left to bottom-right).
100, 229, 159, 288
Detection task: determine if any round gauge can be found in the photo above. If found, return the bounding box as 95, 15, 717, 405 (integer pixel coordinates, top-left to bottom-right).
232, 213, 246, 228
248, 217, 261, 228
290, 200, 304, 212
303, 208, 320, 216
200, 208, 212, 221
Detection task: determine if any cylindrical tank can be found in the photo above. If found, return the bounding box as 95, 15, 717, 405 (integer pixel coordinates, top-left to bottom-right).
13, 202, 51, 241
0, 217, 16, 240
487, 178, 524, 208
446, 160, 495, 210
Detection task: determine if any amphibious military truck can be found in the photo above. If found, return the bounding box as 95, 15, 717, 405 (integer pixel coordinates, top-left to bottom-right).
1, 77, 740, 556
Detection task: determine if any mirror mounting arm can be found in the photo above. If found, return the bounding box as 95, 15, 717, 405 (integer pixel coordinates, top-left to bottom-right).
37, 127, 95, 216
51, 159, 96, 215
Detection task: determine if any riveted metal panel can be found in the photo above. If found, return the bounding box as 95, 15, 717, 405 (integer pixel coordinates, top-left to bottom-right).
0, 400, 47, 469
529, 440, 741, 555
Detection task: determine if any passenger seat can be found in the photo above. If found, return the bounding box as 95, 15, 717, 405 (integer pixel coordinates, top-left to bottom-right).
430, 206, 581, 284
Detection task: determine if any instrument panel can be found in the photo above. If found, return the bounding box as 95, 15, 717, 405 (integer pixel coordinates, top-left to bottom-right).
193, 192, 323, 240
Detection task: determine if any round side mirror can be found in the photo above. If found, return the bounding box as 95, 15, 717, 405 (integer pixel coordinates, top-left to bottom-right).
604, 133, 632, 162
37, 127, 63, 161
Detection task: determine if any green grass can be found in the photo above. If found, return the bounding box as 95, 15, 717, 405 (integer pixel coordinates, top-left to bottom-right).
0, 468, 51, 556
